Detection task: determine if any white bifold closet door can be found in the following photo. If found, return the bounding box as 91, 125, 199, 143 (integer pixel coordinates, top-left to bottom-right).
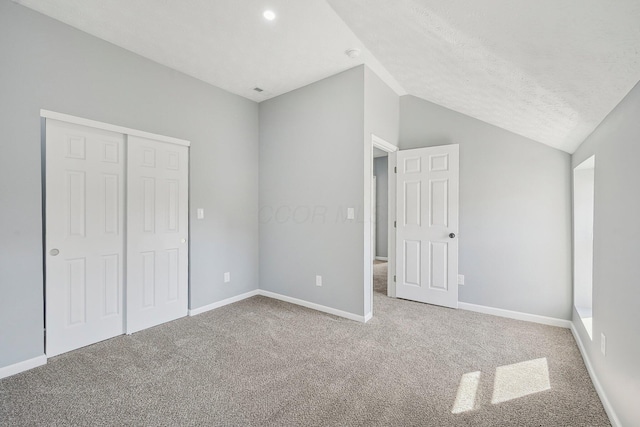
46, 120, 125, 357
46, 119, 189, 356
126, 136, 189, 334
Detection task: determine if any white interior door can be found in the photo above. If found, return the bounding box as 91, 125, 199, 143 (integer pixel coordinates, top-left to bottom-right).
45, 120, 125, 357
395, 145, 459, 308
126, 136, 189, 334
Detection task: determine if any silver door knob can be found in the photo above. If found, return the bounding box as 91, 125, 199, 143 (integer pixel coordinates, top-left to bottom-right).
50, 249, 60, 256
449, 233, 456, 239
181, 238, 186, 243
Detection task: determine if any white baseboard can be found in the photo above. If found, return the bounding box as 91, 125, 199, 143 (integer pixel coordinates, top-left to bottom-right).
570, 323, 621, 427
458, 302, 571, 328
0, 355, 47, 380
187, 288, 367, 324
258, 290, 366, 323
364, 312, 373, 323
375, 256, 388, 261
188, 289, 259, 316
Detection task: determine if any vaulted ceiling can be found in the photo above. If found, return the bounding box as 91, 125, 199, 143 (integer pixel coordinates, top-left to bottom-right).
14, 0, 640, 153
327, 0, 640, 153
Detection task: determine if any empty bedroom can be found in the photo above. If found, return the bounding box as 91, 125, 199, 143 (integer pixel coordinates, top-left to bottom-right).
1, 0, 639, 426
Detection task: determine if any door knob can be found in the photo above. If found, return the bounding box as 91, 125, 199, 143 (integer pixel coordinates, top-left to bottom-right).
50, 249, 60, 256
449, 233, 456, 239
181, 238, 186, 243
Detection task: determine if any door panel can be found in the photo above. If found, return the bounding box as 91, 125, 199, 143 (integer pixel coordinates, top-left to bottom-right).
102, 254, 120, 316
127, 136, 189, 334
404, 181, 421, 226
430, 242, 448, 290
46, 120, 125, 357
404, 240, 421, 286
396, 145, 459, 308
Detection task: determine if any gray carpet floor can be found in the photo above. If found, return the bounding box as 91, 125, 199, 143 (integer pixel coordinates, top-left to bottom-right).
0, 262, 610, 426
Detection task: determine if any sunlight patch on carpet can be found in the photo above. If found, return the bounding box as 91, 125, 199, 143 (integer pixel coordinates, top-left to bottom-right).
491, 358, 550, 404
451, 371, 481, 414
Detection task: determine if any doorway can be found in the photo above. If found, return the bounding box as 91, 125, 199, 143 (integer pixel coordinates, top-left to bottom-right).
373, 148, 389, 300
365, 135, 398, 320
364, 138, 460, 320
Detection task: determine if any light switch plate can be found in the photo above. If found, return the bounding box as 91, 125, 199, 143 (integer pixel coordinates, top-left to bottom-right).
347, 208, 355, 220
458, 274, 465, 285
224, 272, 230, 283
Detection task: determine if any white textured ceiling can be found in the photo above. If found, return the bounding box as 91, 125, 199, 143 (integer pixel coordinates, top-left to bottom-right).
327, 0, 640, 153
14, 0, 640, 152
14, 0, 404, 102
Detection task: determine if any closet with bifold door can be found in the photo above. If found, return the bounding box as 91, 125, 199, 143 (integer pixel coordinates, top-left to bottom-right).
44, 113, 189, 357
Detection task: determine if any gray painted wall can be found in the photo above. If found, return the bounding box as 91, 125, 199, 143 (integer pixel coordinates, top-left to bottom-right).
0, 1, 259, 369
400, 95, 572, 320
259, 65, 399, 318
364, 68, 400, 147
374, 156, 389, 258
571, 81, 640, 427
259, 67, 366, 316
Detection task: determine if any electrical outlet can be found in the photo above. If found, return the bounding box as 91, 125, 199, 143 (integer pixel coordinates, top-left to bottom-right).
316, 275, 322, 286
224, 272, 230, 283
601, 333, 606, 356
458, 274, 465, 285
197, 208, 205, 219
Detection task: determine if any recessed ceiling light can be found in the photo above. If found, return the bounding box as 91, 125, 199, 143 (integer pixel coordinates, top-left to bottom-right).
263, 10, 276, 21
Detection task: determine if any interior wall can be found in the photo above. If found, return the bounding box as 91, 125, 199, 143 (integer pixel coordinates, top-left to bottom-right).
0, 0, 259, 370
374, 156, 389, 258
571, 81, 640, 427
400, 95, 572, 320
259, 67, 366, 316
363, 68, 400, 147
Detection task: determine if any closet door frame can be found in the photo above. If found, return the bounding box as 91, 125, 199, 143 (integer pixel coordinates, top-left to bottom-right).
42, 110, 190, 356
41, 110, 191, 148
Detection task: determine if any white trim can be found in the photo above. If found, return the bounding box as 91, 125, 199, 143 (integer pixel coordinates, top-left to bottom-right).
258, 290, 367, 323
188, 290, 259, 316
375, 256, 388, 261
571, 323, 621, 427
0, 355, 47, 380
371, 134, 398, 153
40, 110, 191, 147
364, 312, 373, 323
364, 135, 373, 320
458, 302, 571, 328
189, 289, 367, 323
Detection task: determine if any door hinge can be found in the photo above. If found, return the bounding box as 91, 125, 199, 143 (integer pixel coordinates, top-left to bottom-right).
394, 166, 397, 173
393, 275, 396, 282
394, 221, 396, 228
